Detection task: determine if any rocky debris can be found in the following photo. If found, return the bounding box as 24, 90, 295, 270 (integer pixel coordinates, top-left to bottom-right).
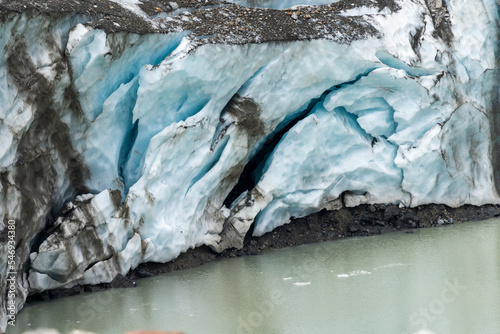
0, 0, 397, 43
214, 204, 500, 254
133, 266, 154, 278
173, 0, 383, 45
36, 285, 82, 301
109, 273, 136, 289
436, 217, 453, 226
131, 246, 218, 276
384, 205, 400, 218
138, 0, 219, 15
401, 213, 420, 228
423, 0, 452, 43
82, 273, 136, 292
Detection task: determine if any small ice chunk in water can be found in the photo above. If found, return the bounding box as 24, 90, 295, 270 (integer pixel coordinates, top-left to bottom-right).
293, 282, 311, 286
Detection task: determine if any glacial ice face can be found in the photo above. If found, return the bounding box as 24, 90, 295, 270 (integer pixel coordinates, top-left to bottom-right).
251, 99, 405, 235
27, 189, 142, 291
224, 0, 500, 238
123, 39, 385, 262
0, 0, 499, 330
67, 26, 188, 194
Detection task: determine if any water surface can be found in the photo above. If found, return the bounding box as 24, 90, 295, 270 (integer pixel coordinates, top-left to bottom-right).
13, 218, 500, 334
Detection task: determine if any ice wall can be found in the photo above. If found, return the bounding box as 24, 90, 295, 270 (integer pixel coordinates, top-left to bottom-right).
0, 0, 499, 331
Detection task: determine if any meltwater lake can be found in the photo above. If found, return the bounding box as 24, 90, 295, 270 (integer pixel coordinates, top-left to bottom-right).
13, 218, 500, 334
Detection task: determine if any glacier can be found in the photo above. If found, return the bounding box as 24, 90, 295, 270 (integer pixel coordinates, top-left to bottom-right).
0, 0, 499, 331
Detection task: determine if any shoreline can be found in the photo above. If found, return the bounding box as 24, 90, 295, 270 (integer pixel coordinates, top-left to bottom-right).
26, 203, 500, 303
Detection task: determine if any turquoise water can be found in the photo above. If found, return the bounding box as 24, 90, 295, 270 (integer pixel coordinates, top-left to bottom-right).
12, 218, 500, 334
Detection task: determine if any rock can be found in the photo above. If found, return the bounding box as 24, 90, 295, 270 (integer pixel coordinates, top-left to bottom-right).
109, 274, 136, 289
360, 228, 371, 235
383, 206, 400, 222
436, 217, 453, 226
484, 206, 500, 217
348, 223, 359, 233
436, 218, 446, 226
83, 285, 107, 293
361, 213, 379, 223
48, 285, 81, 299
169, 2, 179, 10
400, 213, 420, 228
134, 267, 153, 278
